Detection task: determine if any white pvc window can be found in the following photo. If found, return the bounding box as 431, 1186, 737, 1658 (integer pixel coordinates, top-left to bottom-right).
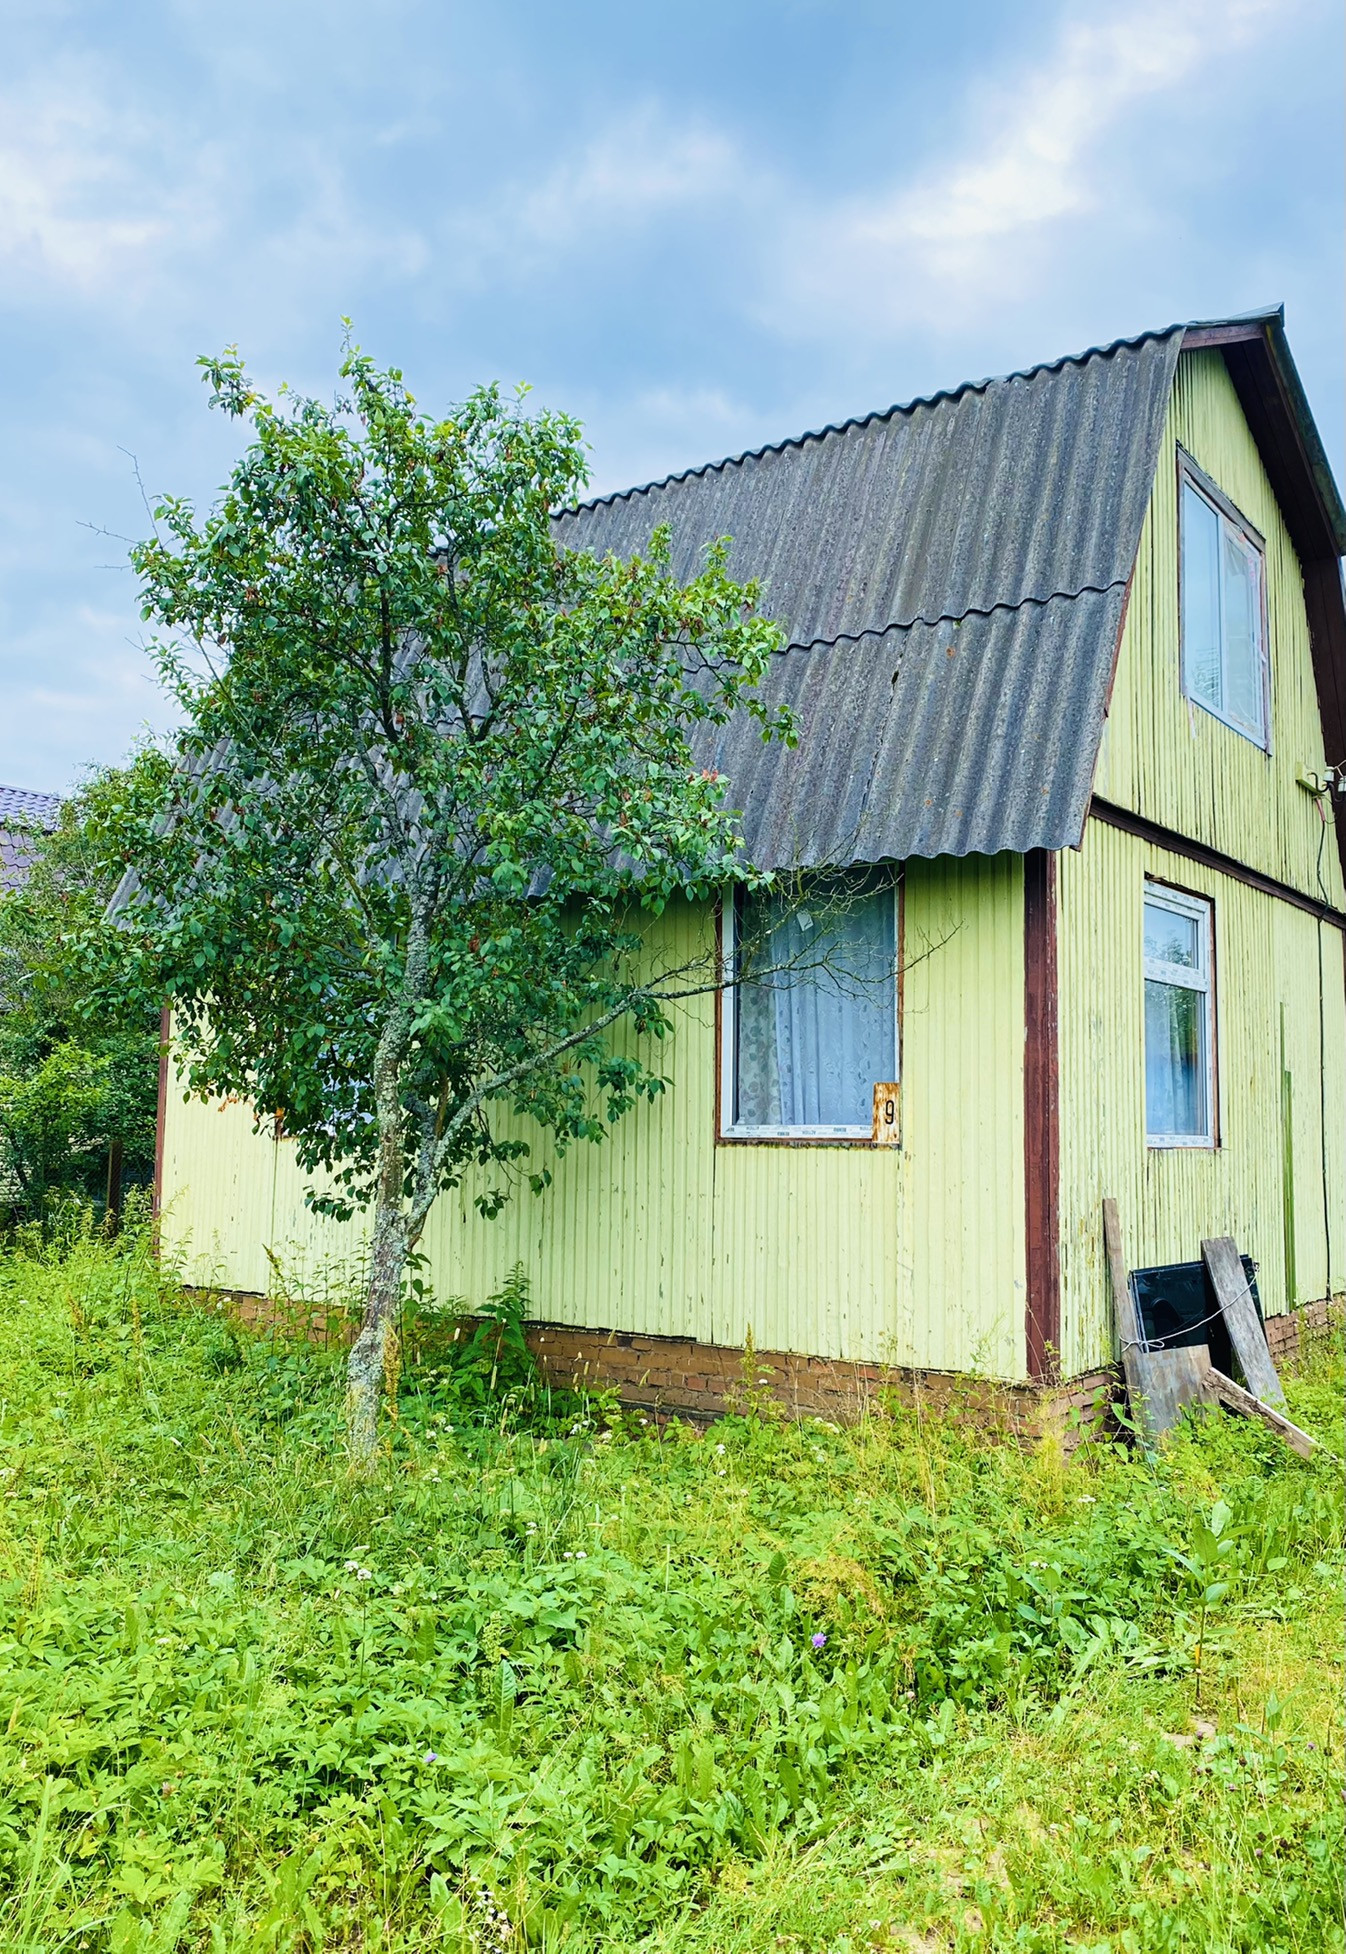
1180, 464, 1268, 748
721, 876, 898, 1139
1144, 885, 1215, 1148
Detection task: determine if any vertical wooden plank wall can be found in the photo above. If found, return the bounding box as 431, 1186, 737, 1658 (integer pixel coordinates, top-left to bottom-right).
158, 855, 1030, 1379
1061, 343, 1346, 1375
1057, 821, 1345, 1377
1093, 348, 1346, 909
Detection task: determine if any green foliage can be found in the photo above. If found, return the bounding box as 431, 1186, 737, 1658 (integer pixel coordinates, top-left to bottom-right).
92, 345, 788, 1238
0, 1233, 1340, 1951
434, 1264, 542, 1417
0, 760, 167, 1226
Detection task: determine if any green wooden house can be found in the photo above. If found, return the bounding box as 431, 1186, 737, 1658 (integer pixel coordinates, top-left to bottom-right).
158, 307, 1346, 1416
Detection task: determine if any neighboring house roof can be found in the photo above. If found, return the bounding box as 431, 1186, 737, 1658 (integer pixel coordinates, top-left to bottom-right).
555, 307, 1346, 871
0, 784, 61, 895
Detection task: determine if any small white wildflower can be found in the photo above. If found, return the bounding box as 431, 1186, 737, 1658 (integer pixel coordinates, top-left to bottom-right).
715, 1443, 726, 1456
563, 1552, 574, 1560
356, 1567, 372, 1582
344, 1560, 358, 1572
576, 1550, 587, 1560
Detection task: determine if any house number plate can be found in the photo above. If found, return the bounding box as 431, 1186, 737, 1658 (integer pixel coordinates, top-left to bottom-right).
872, 1082, 901, 1146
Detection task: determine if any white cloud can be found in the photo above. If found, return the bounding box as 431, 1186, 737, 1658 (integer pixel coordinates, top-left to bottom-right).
0, 67, 212, 296
767, 0, 1288, 336
0, 59, 427, 322
447, 106, 752, 285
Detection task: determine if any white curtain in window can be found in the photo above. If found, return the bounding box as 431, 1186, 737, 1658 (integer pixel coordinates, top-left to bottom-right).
736, 881, 896, 1127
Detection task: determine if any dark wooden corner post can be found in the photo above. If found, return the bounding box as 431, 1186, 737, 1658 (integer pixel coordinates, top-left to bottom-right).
1024, 850, 1061, 1380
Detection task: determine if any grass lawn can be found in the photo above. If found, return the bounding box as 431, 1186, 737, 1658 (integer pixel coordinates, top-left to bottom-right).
0, 1220, 1340, 1952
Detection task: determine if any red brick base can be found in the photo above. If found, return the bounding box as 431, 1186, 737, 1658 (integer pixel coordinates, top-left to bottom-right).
191, 1289, 1340, 1443
1265, 1294, 1343, 1366
526, 1320, 1120, 1441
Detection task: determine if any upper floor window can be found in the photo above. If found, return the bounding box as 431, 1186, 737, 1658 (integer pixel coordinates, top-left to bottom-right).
1179, 453, 1268, 748
721, 874, 898, 1140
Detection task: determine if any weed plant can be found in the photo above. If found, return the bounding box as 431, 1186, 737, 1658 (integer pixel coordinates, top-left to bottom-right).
0, 1216, 1340, 1951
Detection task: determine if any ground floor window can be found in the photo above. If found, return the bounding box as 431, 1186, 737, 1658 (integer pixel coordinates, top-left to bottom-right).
721, 873, 898, 1140
1144, 882, 1215, 1147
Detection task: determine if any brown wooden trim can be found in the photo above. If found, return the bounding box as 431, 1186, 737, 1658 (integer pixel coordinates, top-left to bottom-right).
1302, 557, 1346, 889
1180, 323, 1268, 351
1023, 849, 1061, 1381
1089, 797, 1346, 929
153, 1003, 170, 1217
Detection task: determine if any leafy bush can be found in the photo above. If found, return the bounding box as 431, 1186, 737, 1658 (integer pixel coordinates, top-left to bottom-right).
0, 757, 166, 1229
0, 1228, 1340, 1951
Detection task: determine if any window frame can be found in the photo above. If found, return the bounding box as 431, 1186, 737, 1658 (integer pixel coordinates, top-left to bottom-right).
1143, 879, 1218, 1151
717, 875, 902, 1146
1177, 447, 1271, 752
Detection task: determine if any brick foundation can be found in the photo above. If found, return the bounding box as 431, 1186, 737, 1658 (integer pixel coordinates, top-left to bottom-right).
194, 1286, 1117, 1443
190, 1289, 1339, 1442
525, 1320, 1121, 1441
1265, 1293, 1344, 1366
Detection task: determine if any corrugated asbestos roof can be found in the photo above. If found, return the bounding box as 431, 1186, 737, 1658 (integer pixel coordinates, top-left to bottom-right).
554, 326, 1187, 864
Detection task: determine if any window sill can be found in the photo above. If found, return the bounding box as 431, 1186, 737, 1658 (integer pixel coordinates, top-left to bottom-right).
718, 1129, 883, 1148
1146, 1136, 1218, 1151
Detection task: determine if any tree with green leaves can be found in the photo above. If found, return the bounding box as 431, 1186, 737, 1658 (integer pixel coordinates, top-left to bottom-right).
0, 759, 168, 1225
98, 344, 789, 1457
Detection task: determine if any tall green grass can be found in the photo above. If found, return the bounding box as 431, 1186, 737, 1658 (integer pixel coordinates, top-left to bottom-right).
0, 1215, 1340, 1951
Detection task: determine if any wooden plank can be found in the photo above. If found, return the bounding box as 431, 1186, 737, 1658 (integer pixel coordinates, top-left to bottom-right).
1201, 1236, 1285, 1407
1204, 1366, 1316, 1460
1104, 1199, 1215, 1441
1104, 1196, 1154, 1438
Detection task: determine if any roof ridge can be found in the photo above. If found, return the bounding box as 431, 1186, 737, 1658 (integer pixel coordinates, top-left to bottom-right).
558, 323, 1191, 521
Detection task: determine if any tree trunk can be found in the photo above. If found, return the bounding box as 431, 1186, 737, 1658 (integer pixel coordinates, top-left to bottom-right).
346, 1192, 407, 1462
345, 908, 435, 1462
346, 1034, 412, 1462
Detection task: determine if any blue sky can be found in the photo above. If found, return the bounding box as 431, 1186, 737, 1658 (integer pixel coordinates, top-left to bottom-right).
1, 0, 1341, 793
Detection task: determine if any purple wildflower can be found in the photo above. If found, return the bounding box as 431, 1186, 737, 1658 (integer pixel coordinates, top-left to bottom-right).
811, 1632, 827, 1650
424, 1750, 439, 1764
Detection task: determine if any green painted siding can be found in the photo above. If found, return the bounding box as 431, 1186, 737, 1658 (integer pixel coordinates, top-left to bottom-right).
1064, 345, 1346, 1375
1059, 818, 1346, 1376
1094, 348, 1346, 909
160, 853, 1030, 1378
